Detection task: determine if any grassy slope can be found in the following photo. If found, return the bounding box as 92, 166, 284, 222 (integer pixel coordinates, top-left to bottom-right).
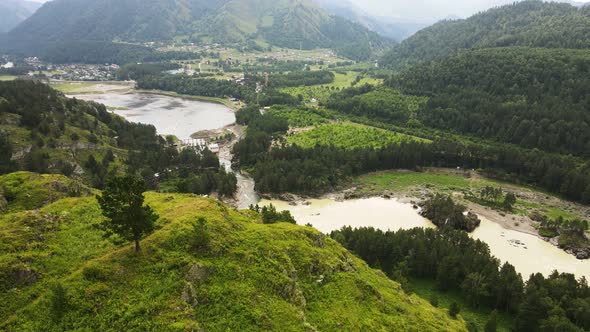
0, 172, 93, 213
0, 173, 466, 331
287, 122, 429, 150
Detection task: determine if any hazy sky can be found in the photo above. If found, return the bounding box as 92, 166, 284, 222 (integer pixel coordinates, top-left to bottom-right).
349, 0, 589, 21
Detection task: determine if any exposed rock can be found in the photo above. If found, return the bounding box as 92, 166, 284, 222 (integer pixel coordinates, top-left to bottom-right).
185, 263, 213, 284
181, 282, 199, 307
12, 265, 39, 286
0, 193, 7, 212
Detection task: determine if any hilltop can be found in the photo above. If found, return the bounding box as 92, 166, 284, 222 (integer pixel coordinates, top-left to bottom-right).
380, 0, 590, 68
0, 172, 466, 331
4, 0, 390, 61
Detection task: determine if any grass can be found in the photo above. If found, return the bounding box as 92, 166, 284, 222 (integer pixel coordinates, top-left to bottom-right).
409, 278, 513, 332
279, 71, 382, 105
50, 81, 133, 94
50, 82, 96, 93
0, 172, 93, 213
267, 105, 333, 128
354, 170, 587, 222
0, 182, 467, 331
0, 76, 17, 81
286, 122, 429, 150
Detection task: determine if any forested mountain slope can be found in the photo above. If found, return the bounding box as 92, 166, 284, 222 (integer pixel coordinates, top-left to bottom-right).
4, 0, 389, 60
0, 173, 467, 331
389, 47, 590, 158
381, 1, 590, 68
0, 0, 41, 33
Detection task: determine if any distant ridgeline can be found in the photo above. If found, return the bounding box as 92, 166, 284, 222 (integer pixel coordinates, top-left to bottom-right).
0, 0, 391, 62
0, 80, 237, 196
380, 0, 590, 68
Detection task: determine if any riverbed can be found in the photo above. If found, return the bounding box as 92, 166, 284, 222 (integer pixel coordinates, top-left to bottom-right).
261, 198, 590, 279
71, 93, 235, 140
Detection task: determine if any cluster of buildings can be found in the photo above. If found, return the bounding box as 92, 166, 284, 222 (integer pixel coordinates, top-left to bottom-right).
48, 64, 120, 81
176, 138, 220, 154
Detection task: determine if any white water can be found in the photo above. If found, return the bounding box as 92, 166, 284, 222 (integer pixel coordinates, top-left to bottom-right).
72, 93, 235, 140
262, 198, 590, 279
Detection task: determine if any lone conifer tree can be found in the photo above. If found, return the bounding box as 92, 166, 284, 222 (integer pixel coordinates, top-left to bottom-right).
97, 175, 158, 252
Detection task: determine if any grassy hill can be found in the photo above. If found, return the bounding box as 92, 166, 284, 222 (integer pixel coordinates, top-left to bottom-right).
5, 0, 389, 61
380, 0, 590, 68
0, 172, 467, 331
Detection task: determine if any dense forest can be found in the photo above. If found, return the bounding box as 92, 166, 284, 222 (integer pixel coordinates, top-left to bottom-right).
233, 102, 590, 203
380, 1, 590, 68
388, 47, 590, 157
331, 226, 590, 331
0, 80, 236, 195
136, 75, 251, 100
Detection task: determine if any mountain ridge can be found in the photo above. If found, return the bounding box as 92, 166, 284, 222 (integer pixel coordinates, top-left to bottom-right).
4, 0, 390, 61
380, 0, 590, 68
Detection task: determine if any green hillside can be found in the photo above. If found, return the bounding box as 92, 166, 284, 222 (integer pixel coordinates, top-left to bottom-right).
381, 0, 590, 68
0, 172, 467, 331
5, 0, 389, 61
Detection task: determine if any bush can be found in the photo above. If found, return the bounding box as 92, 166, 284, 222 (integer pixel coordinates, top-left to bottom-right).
449, 302, 460, 318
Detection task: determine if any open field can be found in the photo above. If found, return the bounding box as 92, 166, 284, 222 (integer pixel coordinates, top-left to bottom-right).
352, 169, 590, 223
0, 76, 17, 81
50, 81, 134, 94
286, 122, 429, 150
279, 71, 382, 105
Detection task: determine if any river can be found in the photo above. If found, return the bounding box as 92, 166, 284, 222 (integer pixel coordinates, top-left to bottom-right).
72, 93, 235, 140
72, 91, 259, 208
73, 91, 589, 279
261, 198, 590, 279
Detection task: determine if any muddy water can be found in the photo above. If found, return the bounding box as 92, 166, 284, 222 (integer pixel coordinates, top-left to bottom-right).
72, 93, 235, 140
261, 198, 590, 279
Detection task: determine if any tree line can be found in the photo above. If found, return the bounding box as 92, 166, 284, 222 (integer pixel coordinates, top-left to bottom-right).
388, 47, 590, 158
331, 226, 590, 331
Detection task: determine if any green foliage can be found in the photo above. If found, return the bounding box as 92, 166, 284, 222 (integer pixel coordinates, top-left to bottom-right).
332, 226, 590, 331
326, 85, 428, 126
450, 302, 461, 318
97, 175, 159, 252
250, 204, 296, 224
192, 217, 210, 251
485, 310, 499, 332
286, 122, 427, 150
421, 194, 481, 232
0, 187, 466, 331
381, 1, 590, 68
0, 172, 91, 213
267, 105, 331, 128
49, 283, 69, 323
390, 47, 590, 158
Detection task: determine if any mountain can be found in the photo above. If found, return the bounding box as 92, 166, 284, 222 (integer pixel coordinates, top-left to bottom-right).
313, 0, 430, 41
4, 0, 390, 61
0, 171, 467, 330
0, 0, 41, 33
381, 0, 590, 68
